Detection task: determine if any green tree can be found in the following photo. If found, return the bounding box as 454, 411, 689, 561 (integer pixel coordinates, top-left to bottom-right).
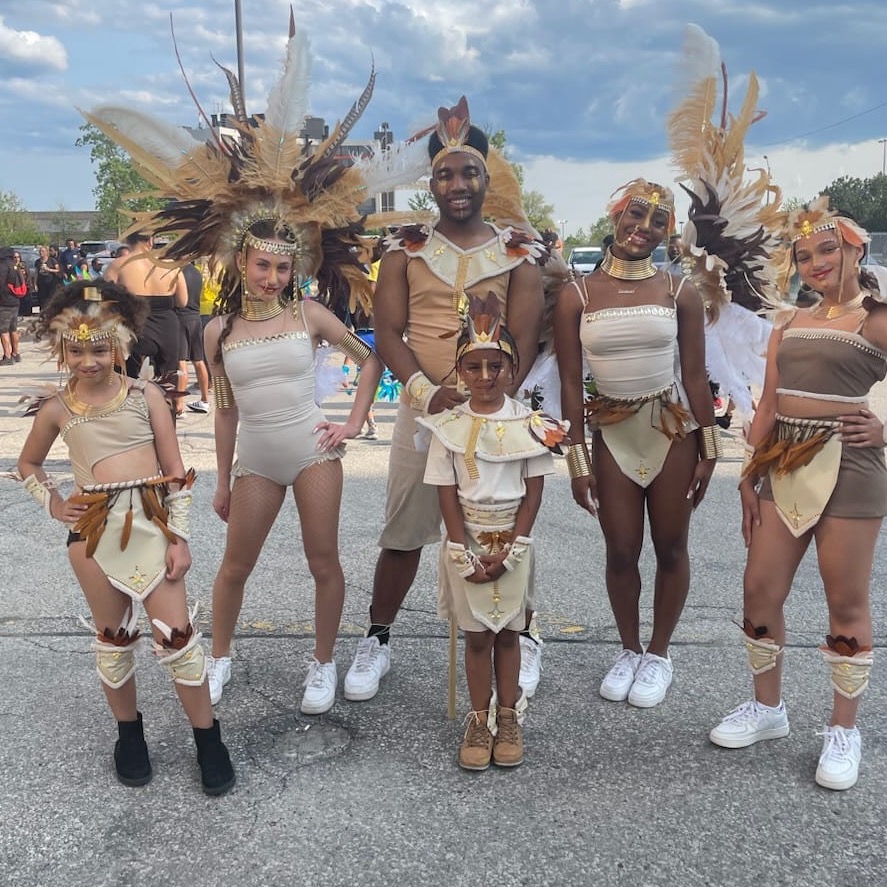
586, 215, 614, 246
522, 190, 556, 233
75, 123, 163, 237
0, 191, 42, 245
487, 129, 525, 188
820, 174, 887, 231
563, 216, 612, 251
407, 189, 436, 213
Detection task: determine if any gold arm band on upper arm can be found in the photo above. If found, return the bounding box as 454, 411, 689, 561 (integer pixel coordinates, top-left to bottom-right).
213, 373, 235, 410
337, 330, 373, 366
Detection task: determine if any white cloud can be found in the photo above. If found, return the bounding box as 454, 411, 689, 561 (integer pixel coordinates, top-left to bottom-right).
0, 15, 67, 72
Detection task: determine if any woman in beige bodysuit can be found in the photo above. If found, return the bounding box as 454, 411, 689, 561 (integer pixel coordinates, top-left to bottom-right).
710, 202, 887, 791
204, 220, 382, 716
554, 179, 718, 710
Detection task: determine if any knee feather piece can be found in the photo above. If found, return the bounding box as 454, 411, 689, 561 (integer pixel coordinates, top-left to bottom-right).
85, 607, 141, 689
820, 635, 873, 699
152, 612, 206, 686
739, 619, 782, 675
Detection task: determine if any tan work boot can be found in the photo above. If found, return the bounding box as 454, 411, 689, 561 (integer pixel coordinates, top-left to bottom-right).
493, 707, 524, 767
459, 710, 494, 771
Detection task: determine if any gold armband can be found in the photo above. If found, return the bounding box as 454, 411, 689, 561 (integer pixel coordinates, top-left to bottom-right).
699, 425, 724, 460
406, 371, 440, 414
337, 330, 373, 365
565, 443, 592, 479
213, 373, 235, 410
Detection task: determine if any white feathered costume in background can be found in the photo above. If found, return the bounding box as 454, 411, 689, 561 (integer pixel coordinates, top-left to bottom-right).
667, 24, 784, 421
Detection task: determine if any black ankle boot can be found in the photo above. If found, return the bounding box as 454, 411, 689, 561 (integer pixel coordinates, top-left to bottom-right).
114, 712, 152, 787
193, 719, 236, 796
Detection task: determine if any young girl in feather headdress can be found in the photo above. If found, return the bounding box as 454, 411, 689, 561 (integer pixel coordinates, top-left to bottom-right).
17, 279, 235, 795
418, 296, 567, 770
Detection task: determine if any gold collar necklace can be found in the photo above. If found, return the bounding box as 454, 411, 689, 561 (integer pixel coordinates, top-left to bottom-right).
63, 373, 128, 417
813, 292, 866, 320
600, 249, 657, 282
240, 296, 286, 321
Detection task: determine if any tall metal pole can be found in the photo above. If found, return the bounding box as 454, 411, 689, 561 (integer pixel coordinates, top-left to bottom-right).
879, 138, 887, 176
234, 0, 245, 108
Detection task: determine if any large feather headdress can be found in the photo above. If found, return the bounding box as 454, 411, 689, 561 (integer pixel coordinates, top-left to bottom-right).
82, 12, 428, 315
666, 23, 782, 314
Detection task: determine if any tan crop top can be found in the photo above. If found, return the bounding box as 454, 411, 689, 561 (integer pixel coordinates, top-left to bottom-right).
60, 380, 156, 486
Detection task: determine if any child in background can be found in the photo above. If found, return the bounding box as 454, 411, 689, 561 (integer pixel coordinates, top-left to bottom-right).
418, 296, 567, 770
17, 279, 235, 796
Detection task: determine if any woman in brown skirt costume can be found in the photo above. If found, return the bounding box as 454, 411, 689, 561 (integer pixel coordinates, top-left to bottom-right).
710, 199, 887, 790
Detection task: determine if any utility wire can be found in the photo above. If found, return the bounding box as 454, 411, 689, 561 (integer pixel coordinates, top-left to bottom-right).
760, 101, 887, 148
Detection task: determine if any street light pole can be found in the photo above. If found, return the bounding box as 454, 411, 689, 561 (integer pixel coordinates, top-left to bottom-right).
234, 0, 245, 108
557, 219, 567, 243
879, 138, 887, 176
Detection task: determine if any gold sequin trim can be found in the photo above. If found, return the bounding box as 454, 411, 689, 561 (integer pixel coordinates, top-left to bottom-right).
222, 331, 310, 351
782, 328, 887, 361
585, 305, 676, 322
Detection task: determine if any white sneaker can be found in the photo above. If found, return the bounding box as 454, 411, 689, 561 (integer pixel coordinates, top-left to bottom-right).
207, 655, 231, 705
815, 725, 861, 790
187, 400, 209, 413
627, 651, 673, 708
709, 700, 790, 749
599, 649, 643, 702
344, 636, 391, 701
301, 659, 337, 714
518, 635, 543, 698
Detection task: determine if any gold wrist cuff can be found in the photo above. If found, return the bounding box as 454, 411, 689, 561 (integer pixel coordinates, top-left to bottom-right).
213, 373, 235, 410
406, 371, 439, 413
700, 425, 724, 460
337, 330, 373, 366
565, 443, 592, 478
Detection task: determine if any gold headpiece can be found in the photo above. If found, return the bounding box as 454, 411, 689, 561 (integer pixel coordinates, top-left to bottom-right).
781, 195, 869, 247
82, 13, 429, 317
431, 96, 488, 172
47, 301, 137, 366
456, 294, 515, 364
607, 179, 676, 233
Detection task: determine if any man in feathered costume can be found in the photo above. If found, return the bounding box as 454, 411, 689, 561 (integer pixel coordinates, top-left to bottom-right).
343, 97, 556, 704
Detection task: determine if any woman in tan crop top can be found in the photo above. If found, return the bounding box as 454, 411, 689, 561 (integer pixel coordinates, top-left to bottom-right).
17, 280, 235, 796
554, 180, 719, 710
711, 202, 887, 791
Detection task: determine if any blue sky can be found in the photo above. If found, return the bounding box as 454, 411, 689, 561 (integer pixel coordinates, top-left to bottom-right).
3, 0, 887, 236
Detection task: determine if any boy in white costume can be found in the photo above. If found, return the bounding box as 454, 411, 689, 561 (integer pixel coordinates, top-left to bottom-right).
418, 296, 567, 770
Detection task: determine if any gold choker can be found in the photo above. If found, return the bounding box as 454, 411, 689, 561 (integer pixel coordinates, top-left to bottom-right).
63, 374, 128, 418
240, 296, 286, 321
813, 292, 866, 320
601, 250, 657, 281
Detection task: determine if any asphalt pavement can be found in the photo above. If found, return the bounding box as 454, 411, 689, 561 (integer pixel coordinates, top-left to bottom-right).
1, 334, 885, 887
